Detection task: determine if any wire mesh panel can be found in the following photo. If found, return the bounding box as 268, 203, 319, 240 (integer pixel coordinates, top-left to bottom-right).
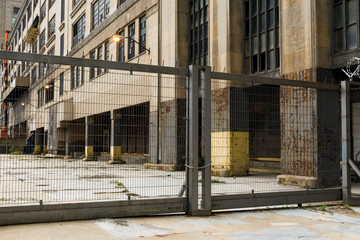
0, 62, 187, 205
350, 96, 360, 198
210, 78, 341, 196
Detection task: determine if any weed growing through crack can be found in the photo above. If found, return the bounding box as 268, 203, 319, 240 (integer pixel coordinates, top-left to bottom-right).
343, 204, 351, 209
111, 181, 129, 193
198, 178, 226, 184
319, 204, 327, 211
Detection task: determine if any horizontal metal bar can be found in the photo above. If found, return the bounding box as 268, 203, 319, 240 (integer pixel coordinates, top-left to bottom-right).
0, 197, 187, 226
349, 81, 360, 88
0, 51, 188, 76
211, 188, 342, 210
211, 72, 340, 91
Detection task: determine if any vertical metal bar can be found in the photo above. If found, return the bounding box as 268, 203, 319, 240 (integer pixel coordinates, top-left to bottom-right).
187, 65, 199, 214
341, 81, 351, 204
157, 73, 161, 164
200, 66, 211, 212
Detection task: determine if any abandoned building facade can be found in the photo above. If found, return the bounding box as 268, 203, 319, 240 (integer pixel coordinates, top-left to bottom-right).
0, 0, 357, 186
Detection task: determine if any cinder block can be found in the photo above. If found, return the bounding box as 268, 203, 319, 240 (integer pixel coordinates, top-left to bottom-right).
277, 174, 318, 189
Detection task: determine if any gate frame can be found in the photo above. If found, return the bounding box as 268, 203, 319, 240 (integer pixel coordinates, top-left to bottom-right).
0, 50, 346, 225
341, 80, 360, 206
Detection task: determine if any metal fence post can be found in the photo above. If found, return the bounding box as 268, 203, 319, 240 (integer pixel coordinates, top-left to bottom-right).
187, 65, 199, 215
341, 81, 351, 204
200, 66, 212, 213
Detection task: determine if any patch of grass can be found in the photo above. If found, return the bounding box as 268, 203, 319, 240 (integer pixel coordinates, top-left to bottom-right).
299, 185, 306, 189
42, 190, 58, 193
0, 197, 10, 201
114, 220, 129, 226
198, 178, 226, 184
343, 204, 351, 209
94, 191, 125, 195
80, 175, 118, 179
111, 181, 129, 192
126, 192, 139, 197
319, 204, 327, 211
10, 151, 23, 155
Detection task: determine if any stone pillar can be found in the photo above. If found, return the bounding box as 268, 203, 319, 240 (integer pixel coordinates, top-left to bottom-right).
65, 127, 69, 156
14, 124, 19, 139
209, 0, 243, 74
43, 131, 48, 154
211, 87, 249, 177
149, 108, 159, 164
109, 111, 123, 164
34, 128, 42, 154
84, 116, 95, 161
159, 99, 186, 170
279, 0, 340, 187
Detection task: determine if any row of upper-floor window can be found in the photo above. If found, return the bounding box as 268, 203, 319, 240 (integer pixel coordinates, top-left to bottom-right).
72, 15, 146, 89
8, 0, 129, 52
333, 0, 360, 53
6, 14, 146, 83
9, 0, 360, 75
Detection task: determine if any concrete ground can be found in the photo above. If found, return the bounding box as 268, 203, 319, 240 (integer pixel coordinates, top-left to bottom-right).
0, 154, 304, 204
0, 205, 359, 240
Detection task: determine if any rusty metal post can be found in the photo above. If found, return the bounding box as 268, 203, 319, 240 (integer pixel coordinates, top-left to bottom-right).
341, 81, 351, 204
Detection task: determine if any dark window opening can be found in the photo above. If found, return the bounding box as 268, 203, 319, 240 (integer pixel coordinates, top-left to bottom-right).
189, 0, 209, 65
244, 0, 280, 74
128, 22, 135, 59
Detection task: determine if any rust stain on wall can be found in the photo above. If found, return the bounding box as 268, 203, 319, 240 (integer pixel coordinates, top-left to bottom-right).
280, 69, 317, 178
212, 87, 230, 132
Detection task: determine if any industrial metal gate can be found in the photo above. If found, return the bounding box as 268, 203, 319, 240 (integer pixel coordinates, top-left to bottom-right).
0, 51, 345, 225
341, 81, 360, 206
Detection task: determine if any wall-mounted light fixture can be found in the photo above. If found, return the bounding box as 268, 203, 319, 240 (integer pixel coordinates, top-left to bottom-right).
112, 34, 150, 54
45, 84, 68, 94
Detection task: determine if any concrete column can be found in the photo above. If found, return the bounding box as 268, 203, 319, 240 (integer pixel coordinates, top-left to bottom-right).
65, 127, 69, 156
43, 131, 48, 154
211, 87, 249, 177
209, 0, 243, 74
84, 116, 95, 161
34, 128, 42, 154
149, 108, 159, 164
14, 124, 19, 139
279, 0, 340, 187
109, 111, 123, 164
